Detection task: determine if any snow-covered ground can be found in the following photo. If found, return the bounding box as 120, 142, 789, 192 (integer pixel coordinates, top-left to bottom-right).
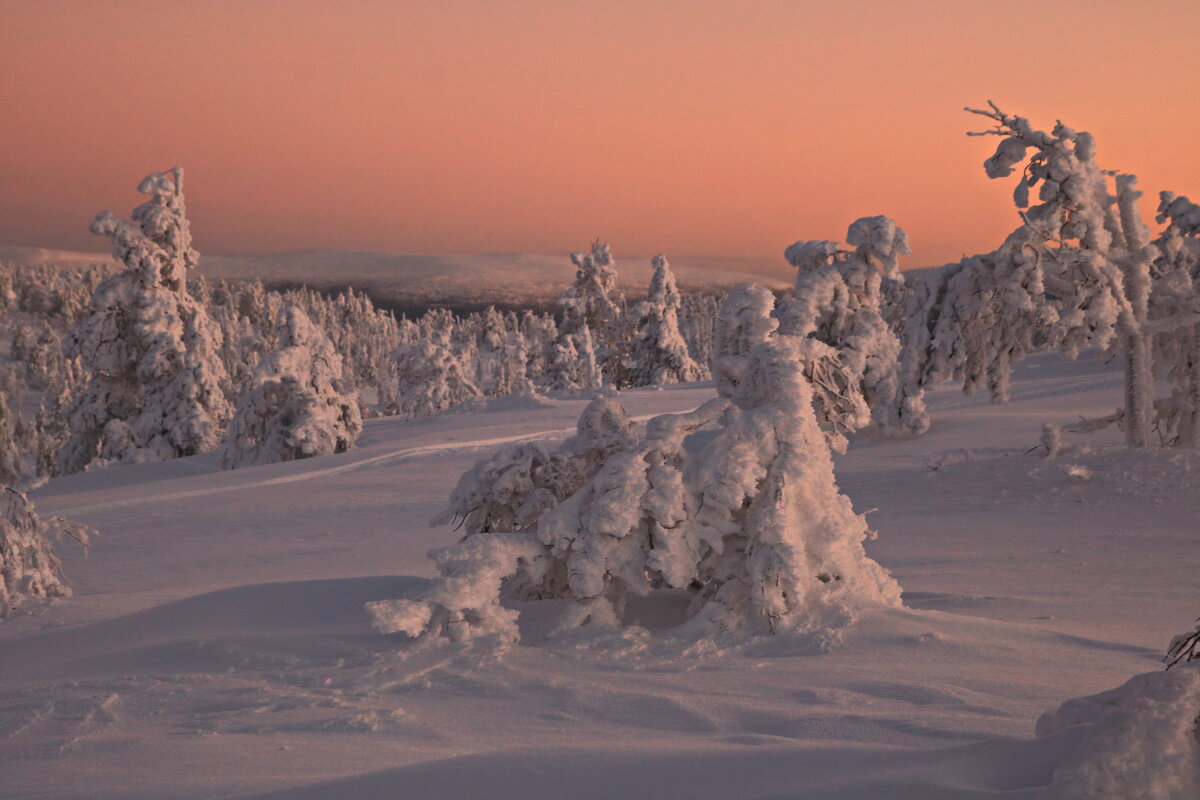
0, 245, 790, 310
2, 353, 1195, 799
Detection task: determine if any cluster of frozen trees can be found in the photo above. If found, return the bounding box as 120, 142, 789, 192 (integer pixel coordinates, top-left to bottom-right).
368, 101, 1200, 661
0, 170, 728, 487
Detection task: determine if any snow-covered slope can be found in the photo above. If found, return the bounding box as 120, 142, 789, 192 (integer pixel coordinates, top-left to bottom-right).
0, 245, 791, 310
2, 355, 1196, 799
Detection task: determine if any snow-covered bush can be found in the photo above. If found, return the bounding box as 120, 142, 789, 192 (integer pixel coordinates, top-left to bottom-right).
367, 289, 900, 645
431, 395, 637, 540
1, 488, 90, 619
622, 255, 703, 387
781, 216, 908, 433
58, 167, 232, 472
220, 305, 362, 469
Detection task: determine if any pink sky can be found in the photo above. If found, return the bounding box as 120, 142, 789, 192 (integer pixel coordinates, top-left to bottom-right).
2, 0, 1198, 269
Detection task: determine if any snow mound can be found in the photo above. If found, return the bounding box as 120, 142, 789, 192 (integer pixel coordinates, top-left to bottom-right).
1036, 665, 1200, 800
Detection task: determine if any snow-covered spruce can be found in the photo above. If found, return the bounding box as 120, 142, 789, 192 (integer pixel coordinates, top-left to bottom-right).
622, 255, 703, 387
58, 167, 232, 472
560, 240, 621, 333
367, 296, 900, 644
220, 306, 362, 469
781, 216, 908, 433
1149, 191, 1200, 445
897, 104, 1200, 447
1, 487, 91, 619
719, 283, 869, 450
0, 394, 20, 488
387, 337, 482, 420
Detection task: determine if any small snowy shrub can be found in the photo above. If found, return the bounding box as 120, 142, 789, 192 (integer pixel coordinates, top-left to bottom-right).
220, 305, 362, 469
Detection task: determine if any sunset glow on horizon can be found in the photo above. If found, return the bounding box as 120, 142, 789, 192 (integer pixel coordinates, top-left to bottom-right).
3, 0, 1198, 272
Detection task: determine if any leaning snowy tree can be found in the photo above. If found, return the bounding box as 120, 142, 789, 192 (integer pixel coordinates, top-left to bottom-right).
366, 286, 900, 645
58, 167, 232, 472
781, 216, 909, 433
1, 488, 92, 619
621, 255, 703, 388
220, 305, 362, 469
896, 104, 1200, 446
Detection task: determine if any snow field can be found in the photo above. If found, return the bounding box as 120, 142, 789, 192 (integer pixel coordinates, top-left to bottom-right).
1, 356, 1197, 798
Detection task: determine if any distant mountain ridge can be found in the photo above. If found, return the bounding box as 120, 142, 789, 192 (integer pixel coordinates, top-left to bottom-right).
0, 245, 792, 313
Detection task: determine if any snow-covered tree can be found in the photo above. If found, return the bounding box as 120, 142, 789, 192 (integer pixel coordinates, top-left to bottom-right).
367, 288, 900, 644
0, 395, 20, 488
220, 305, 362, 469
492, 329, 535, 397
781, 216, 908, 433
1, 488, 91, 619
431, 396, 636, 540
544, 323, 603, 393
1148, 192, 1200, 445
58, 167, 231, 472
1028, 622, 1200, 798
622, 255, 703, 387
388, 339, 482, 419
560, 240, 621, 333
896, 104, 1200, 447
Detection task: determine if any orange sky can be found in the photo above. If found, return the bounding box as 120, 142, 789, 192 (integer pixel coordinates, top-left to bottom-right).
2, 0, 1198, 271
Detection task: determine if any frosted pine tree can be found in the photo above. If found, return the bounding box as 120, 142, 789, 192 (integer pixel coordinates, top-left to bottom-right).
431, 396, 637, 539
559, 240, 625, 384
220, 305, 362, 469
544, 323, 603, 392
561, 241, 621, 332
368, 288, 900, 644
895, 104, 1200, 447
492, 329, 535, 397
623, 255, 703, 387
1149, 192, 1200, 444
388, 338, 482, 419
781, 217, 907, 433
58, 167, 231, 472
0, 394, 20, 488
711, 284, 779, 398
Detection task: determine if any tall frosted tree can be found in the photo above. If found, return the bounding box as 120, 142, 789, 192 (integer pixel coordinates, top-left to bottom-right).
560, 240, 621, 333
622, 255, 703, 387
58, 167, 231, 472
220, 305, 362, 469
